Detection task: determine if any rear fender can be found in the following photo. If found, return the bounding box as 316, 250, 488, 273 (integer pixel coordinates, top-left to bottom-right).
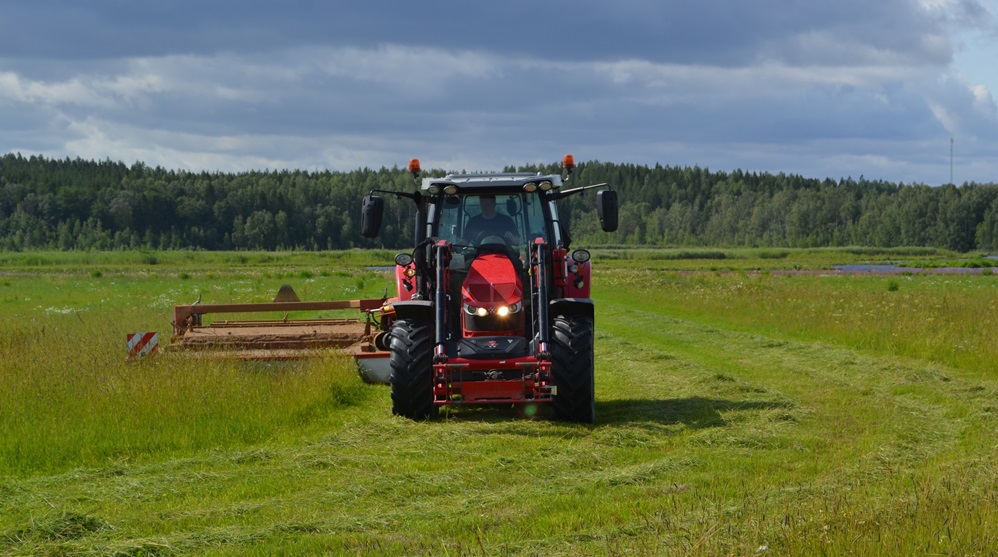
392, 300, 434, 321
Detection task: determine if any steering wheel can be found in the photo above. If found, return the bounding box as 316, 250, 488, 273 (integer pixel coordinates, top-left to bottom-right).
472, 230, 511, 247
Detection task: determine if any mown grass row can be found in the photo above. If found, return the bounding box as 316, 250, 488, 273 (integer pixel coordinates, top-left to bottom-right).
589, 275, 998, 556
4, 300, 996, 555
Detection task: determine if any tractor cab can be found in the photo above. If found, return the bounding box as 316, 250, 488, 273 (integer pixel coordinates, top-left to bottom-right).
428, 185, 549, 340
434, 191, 546, 248
361, 155, 618, 422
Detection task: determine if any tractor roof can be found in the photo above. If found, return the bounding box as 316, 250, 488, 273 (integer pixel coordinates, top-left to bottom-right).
421, 172, 564, 194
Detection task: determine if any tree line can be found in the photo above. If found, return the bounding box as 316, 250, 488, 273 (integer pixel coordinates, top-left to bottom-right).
1, 153, 997, 252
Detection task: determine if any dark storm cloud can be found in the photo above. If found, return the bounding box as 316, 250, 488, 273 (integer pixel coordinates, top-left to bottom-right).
0, 0, 957, 66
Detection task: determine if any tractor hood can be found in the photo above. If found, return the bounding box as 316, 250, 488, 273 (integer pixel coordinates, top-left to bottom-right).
462, 253, 522, 306
461, 253, 523, 336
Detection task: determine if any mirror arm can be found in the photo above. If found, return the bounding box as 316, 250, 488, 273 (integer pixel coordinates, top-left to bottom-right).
367, 188, 420, 202
548, 183, 610, 201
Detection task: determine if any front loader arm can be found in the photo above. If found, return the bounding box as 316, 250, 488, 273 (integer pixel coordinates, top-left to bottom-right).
432, 240, 452, 363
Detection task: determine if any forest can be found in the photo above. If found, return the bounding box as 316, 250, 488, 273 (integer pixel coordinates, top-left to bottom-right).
1, 152, 996, 252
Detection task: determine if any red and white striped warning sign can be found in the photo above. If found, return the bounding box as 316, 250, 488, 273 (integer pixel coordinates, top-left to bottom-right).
127, 332, 159, 360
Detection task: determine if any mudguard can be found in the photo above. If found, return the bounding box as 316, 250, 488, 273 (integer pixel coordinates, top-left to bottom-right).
392, 300, 434, 321
549, 298, 594, 320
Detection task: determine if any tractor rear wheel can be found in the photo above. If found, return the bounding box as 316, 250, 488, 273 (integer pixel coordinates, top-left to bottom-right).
389, 318, 438, 420
551, 314, 596, 423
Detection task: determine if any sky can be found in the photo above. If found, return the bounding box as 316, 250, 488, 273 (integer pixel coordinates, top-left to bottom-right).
1, 0, 996, 184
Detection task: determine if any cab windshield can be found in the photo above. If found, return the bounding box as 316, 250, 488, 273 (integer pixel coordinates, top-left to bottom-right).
432, 192, 548, 249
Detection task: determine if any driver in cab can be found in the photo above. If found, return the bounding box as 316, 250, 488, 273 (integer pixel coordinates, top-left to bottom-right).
463, 195, 519, 246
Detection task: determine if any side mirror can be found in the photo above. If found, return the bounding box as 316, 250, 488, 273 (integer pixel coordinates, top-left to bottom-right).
597, 190, 618, 232
361, 195, 384, 238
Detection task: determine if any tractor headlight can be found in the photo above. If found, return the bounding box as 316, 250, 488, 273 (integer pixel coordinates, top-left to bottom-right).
571, 249, 591, 263
497, 302, 522, 317
465, 304, 489, 316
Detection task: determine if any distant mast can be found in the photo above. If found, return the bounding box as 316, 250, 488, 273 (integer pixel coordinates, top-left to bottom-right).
950, 137, 954, 185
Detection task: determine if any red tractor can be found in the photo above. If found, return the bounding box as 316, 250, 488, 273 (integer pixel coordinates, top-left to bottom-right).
361, 155, 618, 422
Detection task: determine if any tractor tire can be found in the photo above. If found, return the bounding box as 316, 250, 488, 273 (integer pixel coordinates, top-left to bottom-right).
389, 318, 438, 420
550, 314, 596, 424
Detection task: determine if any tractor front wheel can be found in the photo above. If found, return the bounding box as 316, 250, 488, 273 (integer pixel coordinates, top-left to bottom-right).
389, 318, 438, 420
550, 314, 596, 424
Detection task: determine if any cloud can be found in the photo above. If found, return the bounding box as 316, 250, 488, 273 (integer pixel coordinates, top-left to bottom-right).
59, 117, 302, 171
0, 0, 960, 64
0, 72, 114, 108
0, 0, 996, 183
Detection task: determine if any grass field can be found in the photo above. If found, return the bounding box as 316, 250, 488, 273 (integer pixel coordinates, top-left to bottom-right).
1, 248, 996, 555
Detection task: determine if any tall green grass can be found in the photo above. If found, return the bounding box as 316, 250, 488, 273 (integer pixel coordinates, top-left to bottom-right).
0, 248, 399, 270
595, 269, 998, 373
0, 259, 392, 476
0, 313, 368, 475
592, 246, 968, 271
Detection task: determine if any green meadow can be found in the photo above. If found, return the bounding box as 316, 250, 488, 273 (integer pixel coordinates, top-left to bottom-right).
1, 248, 996, 555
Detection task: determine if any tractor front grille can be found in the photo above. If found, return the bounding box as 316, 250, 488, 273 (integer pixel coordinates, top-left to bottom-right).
454, 336, 529, 359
